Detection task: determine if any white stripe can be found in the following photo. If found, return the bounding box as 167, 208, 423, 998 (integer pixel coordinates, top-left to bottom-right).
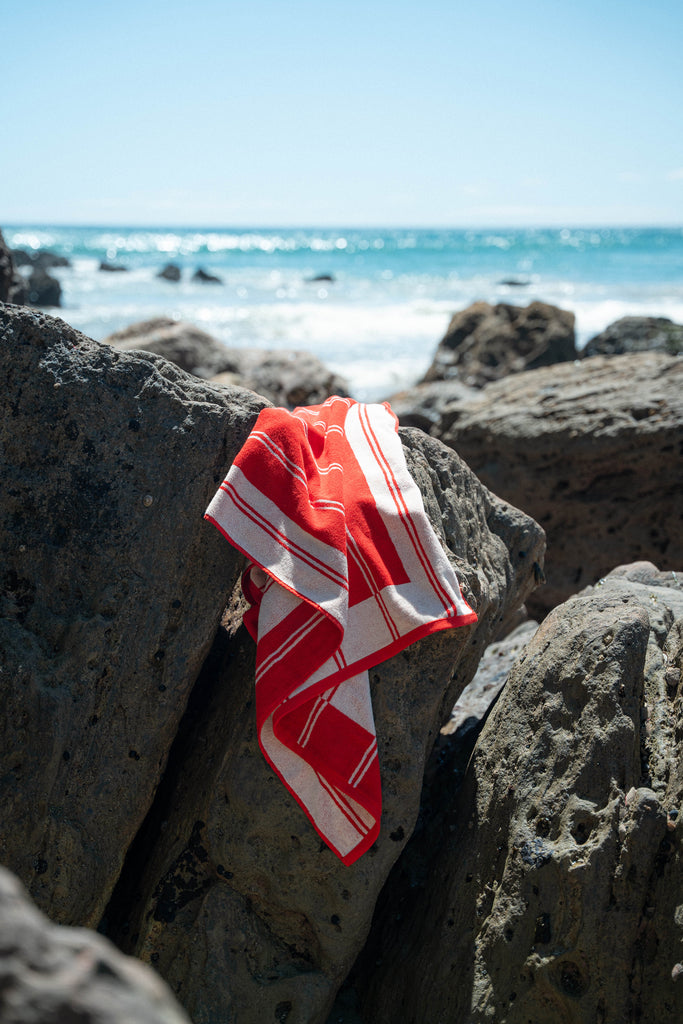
298, 685, 335, 747
348, 738, 378, 788
256, 609, 326, 682
252, 432, 308, 487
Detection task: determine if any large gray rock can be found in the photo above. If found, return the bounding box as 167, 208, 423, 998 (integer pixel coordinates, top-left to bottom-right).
108, 428, 545, 1024
1, 302, 545, 1023
420, 300, 577, 388
434, 351, 683, 618
0, 866, 191, 1024
352, 562, 683, 1024
105, 316, 350, 407
583, 315, 683, 357
0, 303, 267, 926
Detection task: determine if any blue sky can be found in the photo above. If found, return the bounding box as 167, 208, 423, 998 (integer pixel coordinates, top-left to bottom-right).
2, 0, 682, 227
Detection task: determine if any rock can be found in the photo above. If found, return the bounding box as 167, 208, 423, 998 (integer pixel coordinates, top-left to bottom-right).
0, 866, 191, 1024
0, 229, 28, 304
157, 263, 181, 282
351, 562, 683, 1024
26, 267, 62, 307
420, 300, 577, 388
306, 273, 335, 283
104, 317, 230, 377
434, 351, 683, 618
99, 260, 128, 272
498, 278, 530, 287
0, 303, 267, 926
1, 300, 545, 1023
104, 315, 351, 407
106, 427, 544, 1024
211, 349, 351, 408
440, 619, 539, 738
12, 248, 71, 270
192, 267, 222, 284
584, 315, 683, 357
384, 379, 481, 432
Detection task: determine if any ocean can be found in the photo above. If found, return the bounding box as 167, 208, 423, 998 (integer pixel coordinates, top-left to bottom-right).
5, 224, 683, 400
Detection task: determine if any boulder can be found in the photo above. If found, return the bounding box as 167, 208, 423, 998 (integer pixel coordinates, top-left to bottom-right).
433, 351, 683, 618
1, 300, 545, 1023
157, 263, 181, 282
26, 267, 62, 307
107, 428, 544, 1024
0, 230, 28, 304
104, 316, 351, 407
351, 562, 683, 1024
383, 379, 480, 433
12, 248, 71, 270
0, 866, 191, 1024
420, 300, 577, 388
192, 267, 223, 284
99, 260, 128, 272
0, 303, 267, 926
583, 315, 683, 357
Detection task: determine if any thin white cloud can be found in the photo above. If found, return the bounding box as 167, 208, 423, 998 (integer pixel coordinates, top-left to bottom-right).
666, 168, 683, 181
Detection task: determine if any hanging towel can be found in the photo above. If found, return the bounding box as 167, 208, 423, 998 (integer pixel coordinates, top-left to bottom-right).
205, 396, 477, 865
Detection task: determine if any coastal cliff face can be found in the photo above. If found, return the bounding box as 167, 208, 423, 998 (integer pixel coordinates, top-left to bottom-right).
0, 304, 544, 1023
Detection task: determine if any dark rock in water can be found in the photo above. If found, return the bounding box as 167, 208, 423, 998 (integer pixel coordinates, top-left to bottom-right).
0, 866, 191, 1023
433, 351, 683, 619
1, 299, 544, 1024
99, 260, 128, 272
420, 300, 577, 388
306, 273, 335, 283
12, 248, 71, 269
583, 315, 683, 356
26, 267, 62, 307
192, 267, 223, 284
353, 562, 683, 1024
498, 278, 530, 287
157, 262, 181, 282
0, 304, 266, 927
0, 229, 28, 304
104, 315, 351, 407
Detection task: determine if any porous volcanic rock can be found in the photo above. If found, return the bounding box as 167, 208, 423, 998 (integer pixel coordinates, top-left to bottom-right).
420, 300, 577, 388
104, 315, 350, 406
0, 867, 191, 1024
0, 303, 267, 925
583, 315, 683, 357
434, 351, 683, 618
352, 562, 683, 1024
106, 430, 545, 1024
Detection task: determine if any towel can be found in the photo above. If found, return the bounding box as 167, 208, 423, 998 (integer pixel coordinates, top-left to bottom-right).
205, 396, 477, 864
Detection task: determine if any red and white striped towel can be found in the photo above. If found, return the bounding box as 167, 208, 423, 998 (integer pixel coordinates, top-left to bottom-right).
205, 396, 477, 865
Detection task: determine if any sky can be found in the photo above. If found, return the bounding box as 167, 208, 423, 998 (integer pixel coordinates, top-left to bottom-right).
1, 0, 682, 228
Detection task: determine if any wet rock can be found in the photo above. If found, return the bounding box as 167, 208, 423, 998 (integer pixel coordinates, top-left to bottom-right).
353, 562, 683, 1024
420, 300, 577, 388
0, 303, 267, 926
157, 263, 181, 282
583, 315, 683, 357
12, 248, 71, 270
115, 427, 544, 1024
434, 351, 683, 618
192, 267, 222, 284
0, 866, 191, 1024
99, 260, 128, 272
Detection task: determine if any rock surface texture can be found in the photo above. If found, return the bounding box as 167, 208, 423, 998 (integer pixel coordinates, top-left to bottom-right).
1, 303, 545, 1023
105, 316, 349, 407
583, 315, 683, 357
420, 300, 577, 388
0, 230, 28, 304
0, 867, 191, 1024
352, 562, 683, 1024
433, 351, 683, 618
0, 303, 267, 926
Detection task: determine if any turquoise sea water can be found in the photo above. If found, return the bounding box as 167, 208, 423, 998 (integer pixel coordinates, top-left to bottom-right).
6, 225, 683, 399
